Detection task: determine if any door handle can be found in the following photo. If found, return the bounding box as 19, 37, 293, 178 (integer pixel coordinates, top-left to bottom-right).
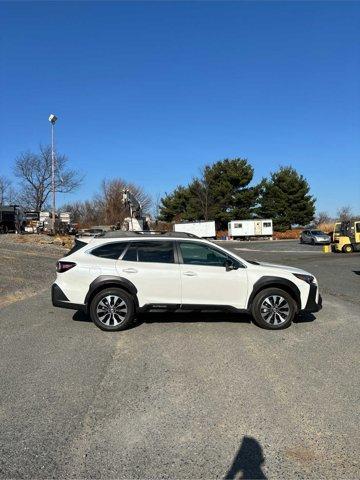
183, 271, 197, 276
123, 268, 138, 273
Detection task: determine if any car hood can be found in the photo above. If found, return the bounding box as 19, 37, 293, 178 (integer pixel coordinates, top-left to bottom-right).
249, 261, 311, 276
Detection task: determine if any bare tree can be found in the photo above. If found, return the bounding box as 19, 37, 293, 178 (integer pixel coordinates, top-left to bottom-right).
61, 178, 152, 227
315, 211, 332, 225
61, 199, 104, 227
0, 176, 17, 205
101, 178, 152, 225
337, 206, 353, 222
14, 145, 83, 210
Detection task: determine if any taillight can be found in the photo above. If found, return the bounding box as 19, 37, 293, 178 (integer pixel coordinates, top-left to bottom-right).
56, 261, 76, 273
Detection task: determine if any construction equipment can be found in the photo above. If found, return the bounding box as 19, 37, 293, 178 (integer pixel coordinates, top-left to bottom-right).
0, 205, 25, 233
121, 189, 149, 231
332, 220, 360, 253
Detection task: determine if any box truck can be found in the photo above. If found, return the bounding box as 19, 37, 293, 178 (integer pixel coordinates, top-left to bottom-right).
174, 221, 216, 239
228, 219, 273, 239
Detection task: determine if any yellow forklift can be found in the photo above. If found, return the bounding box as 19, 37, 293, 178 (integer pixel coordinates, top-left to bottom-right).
332, 220, 360, 253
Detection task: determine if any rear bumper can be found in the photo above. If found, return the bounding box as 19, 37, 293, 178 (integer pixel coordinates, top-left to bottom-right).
51, 284, 86, 311
301, 284, 322, 313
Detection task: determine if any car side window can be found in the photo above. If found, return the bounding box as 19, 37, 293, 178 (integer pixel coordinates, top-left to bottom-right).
90, 242, 128, 260
179, 242, 231, 267
122, 241, 175, 263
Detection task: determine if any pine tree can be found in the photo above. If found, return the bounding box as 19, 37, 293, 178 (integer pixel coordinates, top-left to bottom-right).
258, 166, 315, 230
158, 158, 259, 227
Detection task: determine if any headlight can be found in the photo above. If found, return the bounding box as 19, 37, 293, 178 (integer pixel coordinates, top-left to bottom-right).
293, 273, 314, 284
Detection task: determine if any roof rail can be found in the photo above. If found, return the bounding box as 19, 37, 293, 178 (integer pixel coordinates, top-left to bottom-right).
97, 230, 201, 239
162, 231, 200, 239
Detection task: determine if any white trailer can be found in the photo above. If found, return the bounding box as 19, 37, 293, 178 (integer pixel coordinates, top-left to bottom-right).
174, 221, 216, 239
228, 219, 273, 239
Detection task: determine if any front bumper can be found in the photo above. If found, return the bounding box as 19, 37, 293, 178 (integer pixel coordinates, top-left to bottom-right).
302, 283, 322, 313
314, 238, 331, 244
51, 284, 86, 311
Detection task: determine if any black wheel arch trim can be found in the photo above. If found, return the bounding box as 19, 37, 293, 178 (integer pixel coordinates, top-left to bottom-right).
247, 276, 301, 310
85, 275, 139, 310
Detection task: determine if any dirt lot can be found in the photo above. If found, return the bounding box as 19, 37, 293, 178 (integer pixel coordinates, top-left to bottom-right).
0, 234, 68, 308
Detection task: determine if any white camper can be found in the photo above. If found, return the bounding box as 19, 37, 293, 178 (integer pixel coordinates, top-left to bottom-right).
228, 219, 273, 239
174, 221, 216, 239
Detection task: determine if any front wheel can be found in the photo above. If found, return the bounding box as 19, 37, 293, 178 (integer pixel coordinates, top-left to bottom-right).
90, 287, 135, 331
342, 244, 353, 253
251, 288, 296, 330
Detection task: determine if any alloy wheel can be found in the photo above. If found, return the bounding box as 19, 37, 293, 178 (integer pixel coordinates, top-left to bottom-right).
260, 295, 290, 326
96, 295, 128, 326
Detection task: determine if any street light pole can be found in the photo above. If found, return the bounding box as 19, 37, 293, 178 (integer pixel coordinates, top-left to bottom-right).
49, 114, 58, 234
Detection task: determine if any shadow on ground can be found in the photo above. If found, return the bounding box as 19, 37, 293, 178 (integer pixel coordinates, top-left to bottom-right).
73, 310, 316, 327
225, 436, 267, 479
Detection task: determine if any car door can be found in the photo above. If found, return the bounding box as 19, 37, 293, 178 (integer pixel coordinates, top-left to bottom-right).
177, 241, 248, 309
115, 240, 181, 307
302, 230, 310, 243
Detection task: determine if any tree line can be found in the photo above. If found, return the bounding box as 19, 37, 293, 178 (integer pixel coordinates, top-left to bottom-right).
159, 158, 316, 230
2, 147, 357, 230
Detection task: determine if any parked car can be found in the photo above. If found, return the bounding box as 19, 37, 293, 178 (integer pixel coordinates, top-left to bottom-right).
300, 229, 331, 245
52, 233, 322, 332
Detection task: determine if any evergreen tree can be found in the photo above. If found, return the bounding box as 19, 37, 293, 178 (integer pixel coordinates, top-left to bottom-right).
258, 166, 315, 230
158, 158, 259, 227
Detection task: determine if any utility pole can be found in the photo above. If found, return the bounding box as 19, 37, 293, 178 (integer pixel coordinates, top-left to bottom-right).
49, 114, 58, 234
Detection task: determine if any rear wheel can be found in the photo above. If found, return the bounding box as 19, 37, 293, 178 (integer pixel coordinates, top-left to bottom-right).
90, 287, 135, 331
251, 288, 296, 330
342, 244, 353, 253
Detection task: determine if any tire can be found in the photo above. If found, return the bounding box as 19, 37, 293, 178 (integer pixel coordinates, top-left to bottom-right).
251, 288, 296, 330
300, 237, 304, 244
89, 287, 135, 331
311, 238, 315, 245
342, 244, 353, 253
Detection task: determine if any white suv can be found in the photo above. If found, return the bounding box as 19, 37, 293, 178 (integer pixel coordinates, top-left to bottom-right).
52, 233, 322, 331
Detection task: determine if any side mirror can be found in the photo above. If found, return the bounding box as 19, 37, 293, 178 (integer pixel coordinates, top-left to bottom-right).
225, 259, 238, 271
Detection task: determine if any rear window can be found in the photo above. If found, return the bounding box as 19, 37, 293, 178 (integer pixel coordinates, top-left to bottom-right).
91, 242, 128, 260
122, 241, 175, 263
65, 239, 87, 257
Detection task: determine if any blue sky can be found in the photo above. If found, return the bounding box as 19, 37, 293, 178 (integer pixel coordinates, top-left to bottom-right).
1, 1, 359, 216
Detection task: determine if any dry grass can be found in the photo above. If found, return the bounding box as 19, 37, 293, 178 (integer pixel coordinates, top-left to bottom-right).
273, 228, 302, 240
12, 233, 74, 249
317, 222, 334, 234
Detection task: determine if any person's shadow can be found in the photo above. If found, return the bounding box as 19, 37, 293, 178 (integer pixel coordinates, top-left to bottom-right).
225, 436, 267, 479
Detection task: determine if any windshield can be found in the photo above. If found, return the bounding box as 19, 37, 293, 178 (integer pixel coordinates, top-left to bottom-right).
311, 230, 325, 235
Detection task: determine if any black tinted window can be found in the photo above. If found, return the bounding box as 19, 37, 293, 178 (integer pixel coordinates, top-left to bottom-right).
65, 239, 87, 257
179, 242, 229, 267
123, 241, 175, 263
122, 243, 137, 261
91, 242, 128, 260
